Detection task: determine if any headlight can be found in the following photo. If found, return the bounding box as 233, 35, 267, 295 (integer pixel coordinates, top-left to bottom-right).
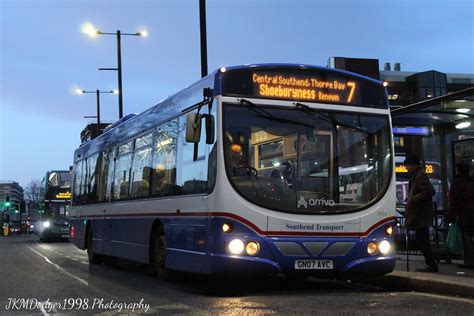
379, 240, 391, 255
367, 242, 377, 255
245, 241, 260, 256
385, 225, 393, 236
228, 239, 244, 255
43, 221, 50, 228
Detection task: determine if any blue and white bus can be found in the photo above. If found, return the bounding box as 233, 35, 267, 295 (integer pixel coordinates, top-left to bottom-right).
69, 64, 396, 278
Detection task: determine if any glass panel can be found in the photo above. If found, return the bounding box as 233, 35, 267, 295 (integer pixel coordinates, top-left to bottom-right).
223, 103, 392, 213
426, 87, 434, 98
176, 113, 208, 194
113, 153, 132, 200
258, 140, 283, 168
59, 172, 71, 188
98, 151, 109, 202
135, 133, 153, 149
151, 119, 178, 196
105, 149, 115, 201
73, 160, 83, 205
118, 142, 132, 155
86, 153, 99, 204
48, 172, 60, 187
130, 146, 152, 198
80, 159, 87, 203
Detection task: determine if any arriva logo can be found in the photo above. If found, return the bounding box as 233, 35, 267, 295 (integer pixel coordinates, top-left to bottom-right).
297, 196, 308, 208
297, 196, 335, 208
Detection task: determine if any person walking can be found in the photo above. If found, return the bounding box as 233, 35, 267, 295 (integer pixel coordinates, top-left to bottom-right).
404, 155, 438, 272
446, 162, 474, 269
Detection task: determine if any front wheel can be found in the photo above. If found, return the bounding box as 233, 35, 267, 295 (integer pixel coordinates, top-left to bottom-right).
151, 227, 170, 280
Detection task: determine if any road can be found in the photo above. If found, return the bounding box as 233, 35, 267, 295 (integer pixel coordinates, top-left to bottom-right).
1, 236, 473, 315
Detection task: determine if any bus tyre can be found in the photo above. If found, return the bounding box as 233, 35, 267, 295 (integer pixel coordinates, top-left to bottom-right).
152, 228, 169, 280
86, 229, 103, 264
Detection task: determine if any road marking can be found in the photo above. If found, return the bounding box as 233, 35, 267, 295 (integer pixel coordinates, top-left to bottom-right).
409, 292, 474, 304
28, 246, 89, 286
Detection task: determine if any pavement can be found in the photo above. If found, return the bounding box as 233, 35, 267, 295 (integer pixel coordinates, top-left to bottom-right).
361, 253, 474, 299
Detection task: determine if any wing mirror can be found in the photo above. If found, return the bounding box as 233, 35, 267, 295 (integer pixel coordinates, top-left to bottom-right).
185, 112, 215, 144
185, 112, 202, 143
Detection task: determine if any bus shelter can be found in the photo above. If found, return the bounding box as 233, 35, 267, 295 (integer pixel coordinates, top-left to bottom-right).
390, 87, 474, 256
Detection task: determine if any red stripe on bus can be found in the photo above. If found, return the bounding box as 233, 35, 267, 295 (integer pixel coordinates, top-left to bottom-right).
70, 211, 396, 237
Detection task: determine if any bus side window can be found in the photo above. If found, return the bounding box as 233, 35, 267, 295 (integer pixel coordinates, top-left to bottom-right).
73, 160, 83, 206
130, 133, 153, 198
86, 153, 100, 204
114, 142, 133, 200
98, 150, 109, 202
151, 119, 178, 196
80, 159, 88, 205
176, 112, 208, 195
105, 148, 115, 201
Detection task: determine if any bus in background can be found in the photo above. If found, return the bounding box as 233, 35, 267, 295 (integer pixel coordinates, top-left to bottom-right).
69, 64, 396, 279
37, 170, 72, 242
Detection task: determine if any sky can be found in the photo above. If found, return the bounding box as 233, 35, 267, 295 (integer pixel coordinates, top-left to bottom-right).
0, 0, 473, 188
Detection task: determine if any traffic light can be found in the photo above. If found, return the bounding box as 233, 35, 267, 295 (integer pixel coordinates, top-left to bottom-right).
4, 196, 10, 208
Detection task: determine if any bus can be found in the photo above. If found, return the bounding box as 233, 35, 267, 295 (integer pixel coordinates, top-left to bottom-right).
37, 170, 72, 241
69, 64, 396, 278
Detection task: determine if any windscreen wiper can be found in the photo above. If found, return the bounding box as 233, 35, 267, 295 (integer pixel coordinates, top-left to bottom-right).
238, 98, 313, 128
294, 102, 316, 113
293, 102, 369, 134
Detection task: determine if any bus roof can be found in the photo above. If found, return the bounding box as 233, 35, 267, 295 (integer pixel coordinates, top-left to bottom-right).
220, 63, 384, 85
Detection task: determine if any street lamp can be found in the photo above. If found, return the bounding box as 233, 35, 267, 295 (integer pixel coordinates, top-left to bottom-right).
76, 89, 117, 136
82, 22, 148, 119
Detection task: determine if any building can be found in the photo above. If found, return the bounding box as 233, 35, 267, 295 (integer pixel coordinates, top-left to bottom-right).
328, 57, 474, 107
0, 181, 24, 211
329, 56, 474, 212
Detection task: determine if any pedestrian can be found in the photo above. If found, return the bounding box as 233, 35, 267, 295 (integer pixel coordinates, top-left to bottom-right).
446, 162, 474, 269
404, 155, 438, 272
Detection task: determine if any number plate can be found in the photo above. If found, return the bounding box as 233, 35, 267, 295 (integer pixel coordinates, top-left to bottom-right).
61, 234, 69, 238
295, 260, 333, 270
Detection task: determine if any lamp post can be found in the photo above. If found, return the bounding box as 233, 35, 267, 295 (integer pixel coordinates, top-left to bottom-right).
82, 23, 148, 119
199, 0, 208, 78
76, 89, 117, 136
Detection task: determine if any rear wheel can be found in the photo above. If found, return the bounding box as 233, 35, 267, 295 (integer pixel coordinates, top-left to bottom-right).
151, 227, 169, 280
86, 228, 103, 264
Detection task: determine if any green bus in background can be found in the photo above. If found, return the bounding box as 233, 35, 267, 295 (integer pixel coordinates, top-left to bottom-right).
38, 170, 72, 242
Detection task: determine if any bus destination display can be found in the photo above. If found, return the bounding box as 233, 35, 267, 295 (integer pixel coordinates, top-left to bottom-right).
222, 68, 388, 108
252, 73, 357, 104
395, 163, 437, 175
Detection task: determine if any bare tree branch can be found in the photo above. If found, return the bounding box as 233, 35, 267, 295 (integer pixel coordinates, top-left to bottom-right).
24, 180, 43, 209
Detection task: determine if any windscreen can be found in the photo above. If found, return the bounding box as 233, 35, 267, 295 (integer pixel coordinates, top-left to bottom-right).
223, 103, 392, 213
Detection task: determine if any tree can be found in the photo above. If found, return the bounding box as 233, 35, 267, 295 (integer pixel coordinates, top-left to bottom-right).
24, 179, 43, 210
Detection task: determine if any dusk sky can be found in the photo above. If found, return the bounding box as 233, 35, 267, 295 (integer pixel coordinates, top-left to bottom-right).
1, 0, 473, 188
